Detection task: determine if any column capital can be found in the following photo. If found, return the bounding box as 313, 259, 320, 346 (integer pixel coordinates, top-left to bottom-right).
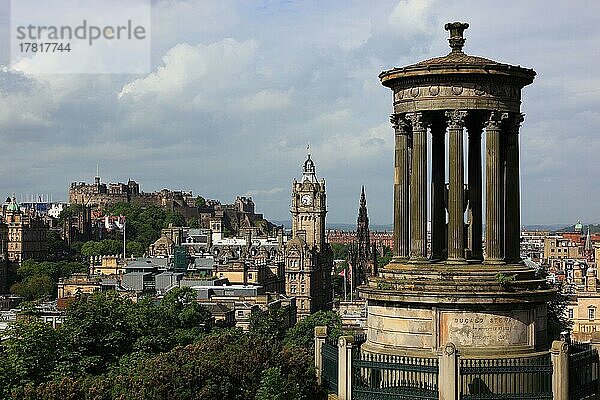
507, 113, 525, 134
484, 111, 508, 130
406, 111, 427, 131
445, 110, 468, 130
390, 114, 410, 135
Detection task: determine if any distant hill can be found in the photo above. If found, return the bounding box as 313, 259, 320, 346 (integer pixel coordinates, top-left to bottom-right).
559, 223, 600, 233
523, 224, 571, 232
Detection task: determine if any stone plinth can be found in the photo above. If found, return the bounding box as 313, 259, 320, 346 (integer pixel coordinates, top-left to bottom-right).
359, 261, 555, 357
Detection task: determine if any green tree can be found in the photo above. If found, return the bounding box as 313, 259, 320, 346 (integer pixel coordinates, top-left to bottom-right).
10, 274, 55, 300
249, 306, 289, 342
57, 204, 83, 225
194, 196, 206, 208
284, 311, 343, 351
159, 287, 213, 345
80, 239, 121, 257
46, 231, 70, 261
2, 320, 59, 391
377, 245, 393, 267
126, 241, 145, 257
256, 367, 300, 400
55, 291, 134, 376
17, 260, 87, 282
331, 243, 348, 260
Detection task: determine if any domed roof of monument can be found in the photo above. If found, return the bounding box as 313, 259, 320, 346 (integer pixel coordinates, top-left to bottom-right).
380, 22, 535, 87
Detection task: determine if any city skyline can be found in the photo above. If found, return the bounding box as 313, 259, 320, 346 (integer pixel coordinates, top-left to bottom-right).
1, 0, 599, 225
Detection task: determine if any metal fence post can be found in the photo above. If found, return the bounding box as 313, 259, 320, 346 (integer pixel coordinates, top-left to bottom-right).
338, 335, 354, 400
551, 340, 569, 400
314, 326, 328, 385
590, 332, 600, 397
439, 342, 458, 400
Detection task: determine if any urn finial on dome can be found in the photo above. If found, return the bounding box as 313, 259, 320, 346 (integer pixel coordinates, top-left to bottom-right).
444, 22, 469, 53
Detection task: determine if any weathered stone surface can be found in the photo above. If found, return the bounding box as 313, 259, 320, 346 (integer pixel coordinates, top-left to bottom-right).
439, 310, 530, 348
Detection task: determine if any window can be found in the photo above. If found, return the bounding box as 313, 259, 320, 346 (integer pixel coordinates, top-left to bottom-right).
589, 308, 596, 320
568, 309, 574, 319
248, 273, 253, 280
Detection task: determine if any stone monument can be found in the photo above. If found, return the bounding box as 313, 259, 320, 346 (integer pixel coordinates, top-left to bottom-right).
359, 22, 555, 357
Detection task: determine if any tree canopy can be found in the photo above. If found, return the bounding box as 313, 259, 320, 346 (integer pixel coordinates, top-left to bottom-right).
0, 290, 327, 400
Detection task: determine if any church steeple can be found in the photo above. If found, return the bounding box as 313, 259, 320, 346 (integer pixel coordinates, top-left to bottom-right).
585, 227, 594, 261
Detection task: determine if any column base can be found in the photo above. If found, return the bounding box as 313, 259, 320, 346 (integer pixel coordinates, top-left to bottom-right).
446, 258, 467, 265
484, 259, 506, 265
408, 257, 429, 264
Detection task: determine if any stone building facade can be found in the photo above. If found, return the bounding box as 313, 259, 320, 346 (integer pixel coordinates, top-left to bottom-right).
1, 195, 48, 265
327, 230, 393, 252
285, 154, 333, 318
568, 264, 600, 342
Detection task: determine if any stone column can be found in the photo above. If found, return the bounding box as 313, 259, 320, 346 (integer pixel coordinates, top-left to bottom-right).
337, 335, 354, 400
504, 113, 524, 263
392, 114, 410, 260
407, 112, 428, 261
314, 326, 328, 385
446, 110, 467, 263
484, 111, 507, 264
431, 117, 446, 261
551, 340, 569, 400
467, 119, 483, 261
438, 343, 458, 400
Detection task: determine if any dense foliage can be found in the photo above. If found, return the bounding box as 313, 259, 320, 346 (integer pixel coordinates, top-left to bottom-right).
107, 202, 185, 249
9, 260, 88, 300
377, 245, 393, 267
331, 243, 348, 260
0, 289, 337, 399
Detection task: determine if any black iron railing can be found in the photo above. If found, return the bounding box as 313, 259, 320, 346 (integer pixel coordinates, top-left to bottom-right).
352, 349, 439, 400
569, 344, 599, 400
459, 353, 553, 400
322, 336, 338, 393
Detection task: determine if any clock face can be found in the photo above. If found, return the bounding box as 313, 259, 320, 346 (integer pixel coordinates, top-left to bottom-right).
301, 194, 313, 206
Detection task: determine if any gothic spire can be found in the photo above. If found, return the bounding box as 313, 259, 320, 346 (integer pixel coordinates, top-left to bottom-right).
360, 185, 366, 207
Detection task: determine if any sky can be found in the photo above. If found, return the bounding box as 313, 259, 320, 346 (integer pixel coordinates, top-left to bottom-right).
0, 0, 599, 226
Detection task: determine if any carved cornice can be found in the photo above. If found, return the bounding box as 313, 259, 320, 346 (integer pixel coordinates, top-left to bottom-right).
445, 110, 468, 130
484, 111, 508, 130
406, 112, 426, 132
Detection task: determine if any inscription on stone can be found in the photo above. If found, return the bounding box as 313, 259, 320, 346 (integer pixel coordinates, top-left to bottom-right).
440, 311, 530, 347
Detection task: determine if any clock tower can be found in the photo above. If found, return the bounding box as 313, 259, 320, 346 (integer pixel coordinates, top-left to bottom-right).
285, 153, 333, 318
291, 154, 326, 249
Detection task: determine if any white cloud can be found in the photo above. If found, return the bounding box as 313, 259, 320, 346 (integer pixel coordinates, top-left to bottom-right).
244, 187, 285, 197
1, 0, 600, 225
